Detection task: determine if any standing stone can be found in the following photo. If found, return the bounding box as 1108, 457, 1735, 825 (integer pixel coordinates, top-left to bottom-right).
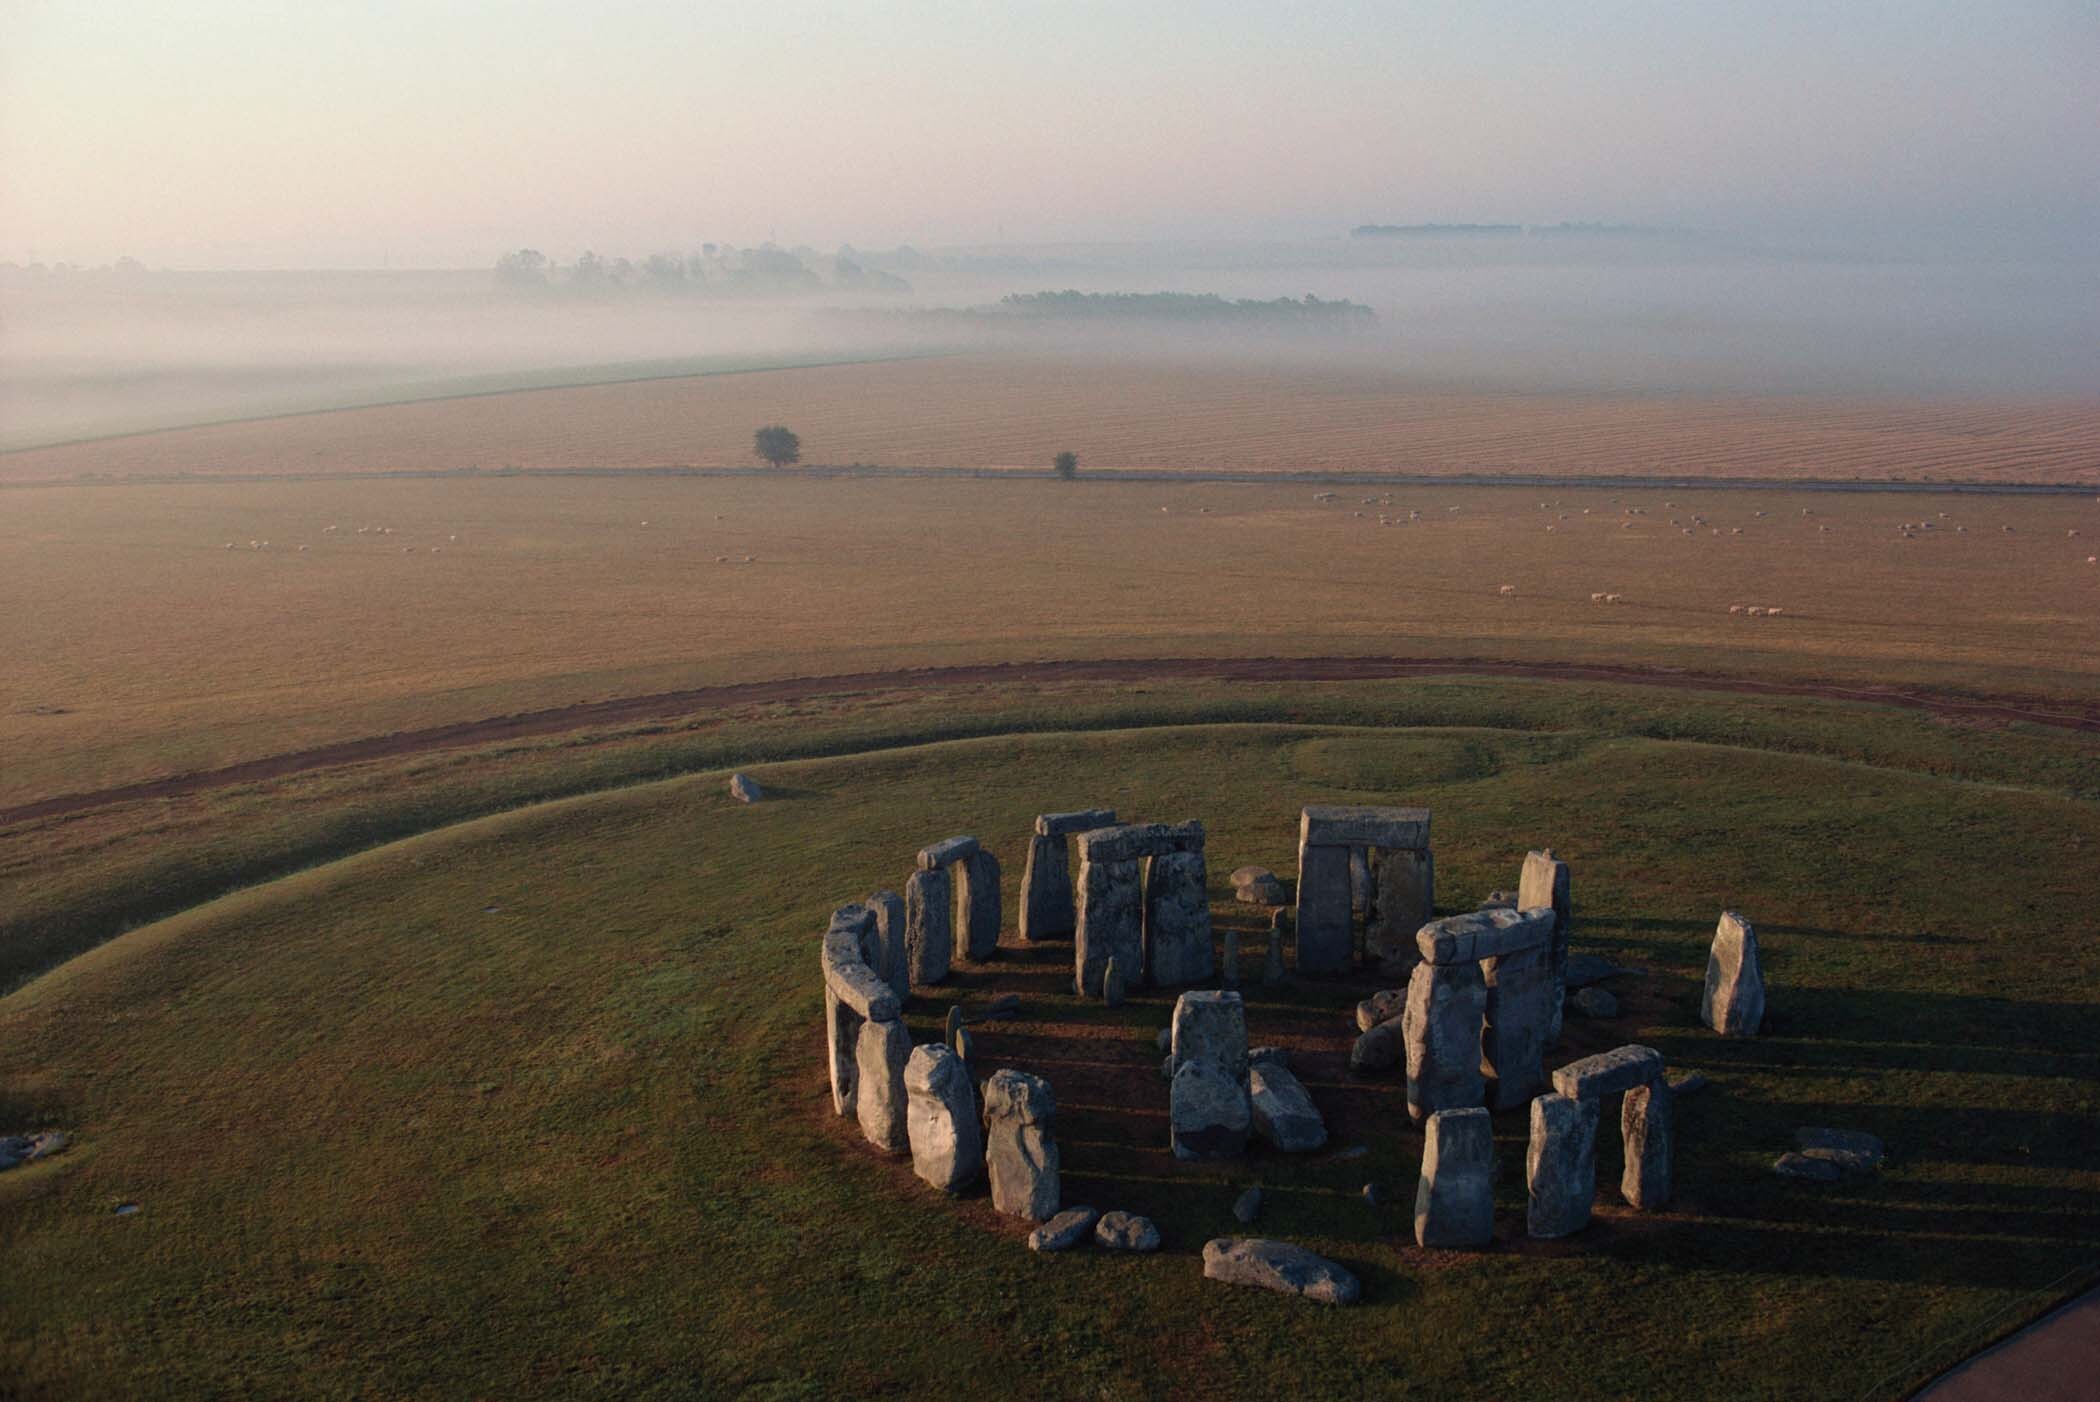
854, 1018, 912, 1153
903, 1045, 981, 1193
1621, 1080, 1673, 1209
954, 1027, 976, 1068
1074, 857, 1142, 997
959, 849, 1002, 961
1143, 848, 1214, 986
1294, 843, 1353, 975
1519, 850, 1572, 1041
1481, 940, 1555, 1110
1103, 957, 1126, 1008
1171, 1059, 1252, 1160
982, 1069, 1060, 1221
1366, 846, 1434, 971
1220, 930, 1239, 986
824, 984, 861, 1118
1415, 1106, 1496, 1249
1263, 917, 1285, 984
944, 1004, 964, 1050
1019, 833, 1075, 942
1349, 847, 1373, 916
1702, 910, 1765, 1037
728, 772, 762, 803
1525, 1092, 1599, 1238
1171, 991, 1249, 1084
1403, 961, 1487, 1122
904, 866, 953, 987
1249, 1062, 1327, 1152
867, 889, 908, 1001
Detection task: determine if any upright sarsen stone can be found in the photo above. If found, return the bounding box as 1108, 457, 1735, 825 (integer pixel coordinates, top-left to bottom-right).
1621, 1080, 1673, 1209
1702, 910, 1765, 1037
1171, 1059, 1251, 1161
867, 889, 908, 1001
982, 1068, 1059, 1220
1526, 1092, 1599, 1238
1074, 857, 1142, 997
1294, 842, 1353, 975
1366, 846, 1434, 971
1144, 848, 1214, 986
1019, 833, 1074, 942
855, 1018, 912, 1153
1519, 850, 1572, 1041
959, 849, 1002, 961
1481, 936, 1556, 1110
1404, 961, 1487, 1122
904, 1044, 981, 1193
904, 866, 953, 987
1415, 1106, 1495, 1249
1170, 990, 1249, 1083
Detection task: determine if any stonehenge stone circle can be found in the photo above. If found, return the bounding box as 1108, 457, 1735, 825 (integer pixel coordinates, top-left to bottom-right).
1020, 808, 1114, 942
1202, 1238, 1361, 1305
1415, 1106, 1496, 1249
1518, 849, 1572, 1040
1526, 1092, 1600, 1238
1621, 1081, 1674, 1209
904, 866, 954, 987
1249, 1062, 1328, 1152
821, 903, 899, 1119
1702, 910, 1765, 1036
904, 1044, 982, 1193
855, 1019, 912, 1153
958, 849, 1003, 961
982, 1068, 1060, 1221
1295, 805, 1432, 975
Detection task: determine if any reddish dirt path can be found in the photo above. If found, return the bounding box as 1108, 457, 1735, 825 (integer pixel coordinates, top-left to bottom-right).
6, 655, 2099, 827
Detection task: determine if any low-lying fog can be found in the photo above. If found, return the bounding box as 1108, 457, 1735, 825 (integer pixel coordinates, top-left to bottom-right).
5, 232, 2096, 450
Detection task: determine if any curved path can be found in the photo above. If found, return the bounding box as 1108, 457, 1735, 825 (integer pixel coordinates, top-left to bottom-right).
7, 654, 2099, 827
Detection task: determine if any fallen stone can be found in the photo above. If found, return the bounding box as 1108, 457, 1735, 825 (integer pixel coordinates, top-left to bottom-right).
1416, 906, 1554, 965
1795, 1128, 1885, 1174
904, 866, 954, 987
916, 834, 981, 870
854, 1018, 911, 1153
1702, 910, 1766, 1037
1233, 870, 1285, 904
1404, 960, 1487, 1120
1774, 1152, 1843, 1183
1094, 1211, 1161, 1252
1075, 820, 1204, 865
1027, 1206, 1099, 1252
1669, 1071, 1708, 1096
1356, 988, 1407, 1032
1300, 804, 1430, 851
903, 1044, 981, 1193
1477, 890, 1517, 911
1037, 808, 1117, 838
1525, 1092, 1599, 1238
1103, 957, 1126, 1007
958, 849, 1002, 961
1250, 1063, 1328, 1152
1171, 1059, 1252, 1161
982, 1069, 1060, 1221
1019, 831, 1075, 942
1415, 1106, 1496, 1249
1621, 1080, 1672, 1209
1202, 1238, 1360, 1305
729, 772, 763, 804
1350, 1019, 1404, 1073
1569, 986, 1618, 1019
1233, 1187, 1263, 1224
980, 993, 1021, 1020
1551, 1044, 1665, 1100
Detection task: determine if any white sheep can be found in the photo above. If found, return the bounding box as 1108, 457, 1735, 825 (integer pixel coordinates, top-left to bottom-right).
1498, 584, 1517, 596
1728, 604, 1745, 614
1592, 592, 1608, 602
1605, 593, 1624, 603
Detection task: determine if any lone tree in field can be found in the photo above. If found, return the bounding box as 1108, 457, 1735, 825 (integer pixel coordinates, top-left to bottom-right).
753, 425, 801, 468
1053, 450, 1079, 480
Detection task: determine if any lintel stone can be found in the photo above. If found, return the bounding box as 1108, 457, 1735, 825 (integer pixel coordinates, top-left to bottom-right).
1036, 808, 1117, 837
1416, 906, 1555, 965
1074, 820, 1204, 864
1551, 1044, 1665, 1100
916, 835, 981, 870
1299, 804, 1430, 852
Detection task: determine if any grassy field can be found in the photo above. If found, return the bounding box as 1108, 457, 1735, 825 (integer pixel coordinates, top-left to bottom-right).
4, 689, 2097, 1396
4, 475, 2097, 808
6, 353, 2099, 485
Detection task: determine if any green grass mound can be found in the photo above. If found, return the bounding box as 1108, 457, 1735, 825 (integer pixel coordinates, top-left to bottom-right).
2, 722, 2097, 1397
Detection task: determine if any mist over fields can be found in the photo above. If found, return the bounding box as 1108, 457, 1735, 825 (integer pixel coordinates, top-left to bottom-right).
6, 231, 2096, 451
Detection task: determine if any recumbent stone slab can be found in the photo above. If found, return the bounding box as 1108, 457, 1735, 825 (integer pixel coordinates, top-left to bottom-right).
1027, 1206, 1099, 1251
1094, 1211, 1161, 1251
1249, 1062, 1327, 1152
1202, 1238, 1360, 1305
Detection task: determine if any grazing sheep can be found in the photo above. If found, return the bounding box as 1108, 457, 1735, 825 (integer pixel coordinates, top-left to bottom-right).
742, 555, 754, 563
1819, 525, 1833, 533
323, 524, 338, 533
1605, 593, 1624, 603
714, 555, 728, 563
1498, 584, 1517, 596
448, 533, 458, 542
298, 544, 309, 552
2003, 525, 2015, 533
224, 542, 234, 549
1747, 606, 1767, 616
1766, 606, 1785, 616
1592, 592, 1608, 602
1728, 604, 1745, 614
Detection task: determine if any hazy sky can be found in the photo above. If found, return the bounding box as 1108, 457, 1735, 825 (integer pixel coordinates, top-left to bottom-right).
3, 1, 2095, 267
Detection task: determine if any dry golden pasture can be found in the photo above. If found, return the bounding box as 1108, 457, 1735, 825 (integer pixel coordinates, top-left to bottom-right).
3, 475, 2097, 807
5, 353, 2099, 484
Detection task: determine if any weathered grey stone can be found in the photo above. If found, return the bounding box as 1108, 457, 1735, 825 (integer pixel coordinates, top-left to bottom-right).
944, 1004, 965, 1049
1027, 1206, 1099, 1251
982, 1069, 1059, 1220
1074, 820, 1204, 864
1356, 988, 1407, 1032
1160, 1054, 1175, 1081
821, 916, 899, 1023
1074, 857, 1141, 997
916, 834, 980, 870
1404, 960, 1487, 1121
854, 1018, 911, 1152
959, 849, 1002, 961
1171, 1059, 1252, 1161
1231, 866, 1285, 904
1263, 919, 1285, 984
866, 889, 908, 1001
1415, 1106, 1496, 1249
1103, 957, 1126, 1008
904, 867, 953, 987
824, 983, 860, 1118
1250, 1063, 1327, 1152
1171, 990, 1249, 1083
1552, 1044, 1665, 1100
1349, 847, 1373, 916
1018, 833, 1074, 942
1233, 1188, 1263, 1224
729, 772, 762, 803
1795, 1128, 1884, 1174
1248, 1046, 1290, 1070
1774, 1152, 1843, 1182
1478, 890, 1517, 911
1095, 1211, 1161, 1252
1621, 1080, 1672, 1209
1202, 1238, 1360, 1305
1481, 941, 1555, 1110
1569, 986, 1618, 1018
1525, 1092, 1599, 1238
1143, 848, 1214, 986
1350, 1019, 1405, 1073
1366, 846, 1434, 968
1294, 842, 1353, 975
1036, 808, 1116, 838
1518, 850, 1572, 1040
1300, 804, 1430, 851
1416, 906, 1554, 965
1156, 1025, 1173, 1053
903, 1044, 981, 1193
954, 1026, 976, 1067
1220, 929, 1239, 985
1702, 910, 1765, 1037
